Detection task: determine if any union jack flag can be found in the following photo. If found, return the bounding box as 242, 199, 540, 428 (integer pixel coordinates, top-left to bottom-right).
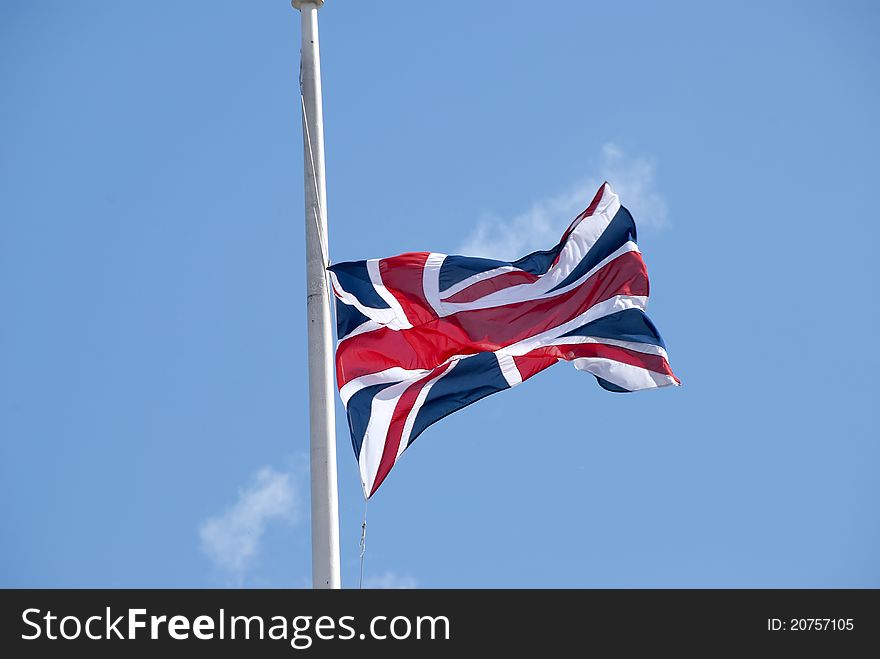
329, 183, 679, 497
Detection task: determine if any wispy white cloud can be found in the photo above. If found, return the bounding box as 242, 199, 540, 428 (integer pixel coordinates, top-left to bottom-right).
199, 466, 299, 582
457, 143, 667, 259
597, 143, 668, 230
457, 187, 584, 261
362, 571, 418, 589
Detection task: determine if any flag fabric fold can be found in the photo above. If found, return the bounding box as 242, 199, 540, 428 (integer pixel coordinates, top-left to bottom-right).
329, 183, 679, 498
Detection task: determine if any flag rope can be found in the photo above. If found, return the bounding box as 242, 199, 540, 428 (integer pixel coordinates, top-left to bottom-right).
300, 92, 331, 272
358, 497, 368, 589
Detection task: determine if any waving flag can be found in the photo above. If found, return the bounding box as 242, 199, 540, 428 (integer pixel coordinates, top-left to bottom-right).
329, 183, 679, 497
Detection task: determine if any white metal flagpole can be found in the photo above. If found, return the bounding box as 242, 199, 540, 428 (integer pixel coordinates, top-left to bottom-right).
292, 0, 341, 589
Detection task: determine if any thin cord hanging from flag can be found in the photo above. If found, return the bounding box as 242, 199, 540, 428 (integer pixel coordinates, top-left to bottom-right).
299, 93, 331, 272
358, 498, 368, 589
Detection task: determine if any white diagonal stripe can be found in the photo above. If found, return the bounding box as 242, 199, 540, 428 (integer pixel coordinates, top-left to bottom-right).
571, 357, 679, 390
358, 378, 413, 496
397, 361, 457, 461
340, 366, 431, 406
496, 353, 523, 387
366, 258, 413, 329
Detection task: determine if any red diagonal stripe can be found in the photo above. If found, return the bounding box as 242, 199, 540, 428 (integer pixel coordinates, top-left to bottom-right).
379, 252, 437, 326
442, 269, 539, 304
524, 343, 677, 379
369, 368, 440, 497
512, 351, 558, 382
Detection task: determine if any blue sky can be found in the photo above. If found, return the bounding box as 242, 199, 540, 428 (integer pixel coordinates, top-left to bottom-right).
1, 0, 878, 588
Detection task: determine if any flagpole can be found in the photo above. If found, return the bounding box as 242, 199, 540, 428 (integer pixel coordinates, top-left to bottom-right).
293, 0, 341, 589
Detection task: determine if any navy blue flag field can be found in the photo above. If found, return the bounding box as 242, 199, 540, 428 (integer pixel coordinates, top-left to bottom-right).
328, 183, 679, 497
